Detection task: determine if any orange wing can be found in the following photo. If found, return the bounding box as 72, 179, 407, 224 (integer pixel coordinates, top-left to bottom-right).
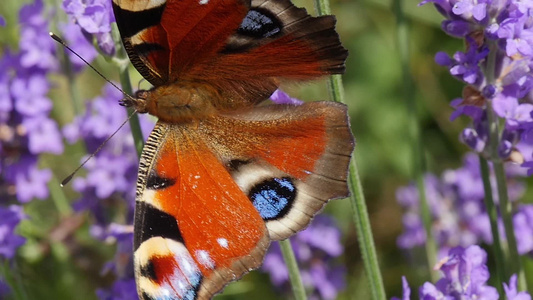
133, 101, 353, 299
134, 122, 269, 299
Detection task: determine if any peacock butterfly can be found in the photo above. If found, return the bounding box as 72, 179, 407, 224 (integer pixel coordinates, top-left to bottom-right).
111, 0, 354, 298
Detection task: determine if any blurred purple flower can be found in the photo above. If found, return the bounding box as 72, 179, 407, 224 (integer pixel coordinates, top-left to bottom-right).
0, 16, 5, 27
393, 246, 502, 299
0, 0, 62, 203
96, 278, 138, 300
512, 205, 533, 254
504, 274, 532, 300
397, 153, 527, 252
59, 22, 98, 71
262, 215, 345, 299
64, 83, 151, 224
391, 277, 410, 300
23, 117, 64, 155
93, 223, 136, 299
63, 0, 115, 56
12, 75, 52, 117
14, 163, 52, 203
270, 89, 305, 105
0, 205, 26, 259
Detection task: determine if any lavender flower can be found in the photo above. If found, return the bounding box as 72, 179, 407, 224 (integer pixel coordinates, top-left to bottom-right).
422, 0, 533, 169
262, 215, 346, 299
0, 0, 63, 204
391, 277, 410, 300
0, 205, 26, 259
62, 0, 115, 56
59, 22, 99, 71
94, 223, 137, 300
504, 274, 532, 300
96, 278, 138, 300
397, 153, 530, 253
64, 83, 152, 225
62, 83, 153, 297
393, 245, 509, 299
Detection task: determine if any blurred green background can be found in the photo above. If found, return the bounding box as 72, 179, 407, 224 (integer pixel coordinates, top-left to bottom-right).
1, 0, 521, 298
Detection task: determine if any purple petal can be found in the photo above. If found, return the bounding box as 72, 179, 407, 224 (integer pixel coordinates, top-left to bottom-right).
270, 89, 304, 105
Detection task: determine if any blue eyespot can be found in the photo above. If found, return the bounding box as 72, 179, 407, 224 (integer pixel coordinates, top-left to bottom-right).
249, 177, 296, 220
238, 9, 281, 38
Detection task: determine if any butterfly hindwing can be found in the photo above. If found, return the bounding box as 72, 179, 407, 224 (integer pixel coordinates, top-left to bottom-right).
202, 101, 354, 240
134, 122, 270, 299
134, 101, 353, 299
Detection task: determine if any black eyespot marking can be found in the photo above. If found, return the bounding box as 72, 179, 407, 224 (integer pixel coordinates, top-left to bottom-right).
238, 8, 282, 38
140, 259, 158, 281
249, 177, 296, 220
112, 2, 166, 38
133, 202, 184, 251
146, 170, 176, 190
133, 43, 166, 56
141, 292, 153, 300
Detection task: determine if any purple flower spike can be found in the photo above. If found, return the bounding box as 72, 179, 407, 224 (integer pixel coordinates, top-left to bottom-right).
262, 215, 345, 299
15, 164, 52, 203
513, 205, 533, 254
0, 16, 5, 27
63, 0, 116, 56
421, 246, 499, 299
504, 274, 532, 300
391, 276, 411, 300
12, 75, 52, 117
23, 116, 64, 155
0, 205, 26, 259
96, 278, 138, 300
398, 153, 527, 250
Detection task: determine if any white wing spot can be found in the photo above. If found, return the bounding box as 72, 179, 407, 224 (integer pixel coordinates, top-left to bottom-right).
195, 250, 215, 269
199, 0, 209, 5
217, 238, 229, 249
161, 288, 171, 297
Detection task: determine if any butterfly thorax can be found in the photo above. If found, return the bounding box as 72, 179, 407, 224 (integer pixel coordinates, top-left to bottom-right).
129, 82, 221, 123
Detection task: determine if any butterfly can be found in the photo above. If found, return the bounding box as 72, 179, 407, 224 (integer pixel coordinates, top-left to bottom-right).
111, 0, 354, 299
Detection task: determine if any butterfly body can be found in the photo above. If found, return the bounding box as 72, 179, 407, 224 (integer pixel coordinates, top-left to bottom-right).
112, 0, 353, 298
128, 81, 221, 122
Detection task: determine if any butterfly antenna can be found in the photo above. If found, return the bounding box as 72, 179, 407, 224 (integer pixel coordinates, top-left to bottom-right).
60, 109, 138, 187
49, 32, 136, 102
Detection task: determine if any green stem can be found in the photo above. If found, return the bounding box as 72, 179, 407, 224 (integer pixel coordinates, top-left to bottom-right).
392, 0, 438, 281
48, 176, 73, 217
279, 240, 307, 300
313, 0, 386, 298
347, 159, 387, 300
483, 41, 526, 290
493, 161, 525, 288
478, 156, 505, 295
